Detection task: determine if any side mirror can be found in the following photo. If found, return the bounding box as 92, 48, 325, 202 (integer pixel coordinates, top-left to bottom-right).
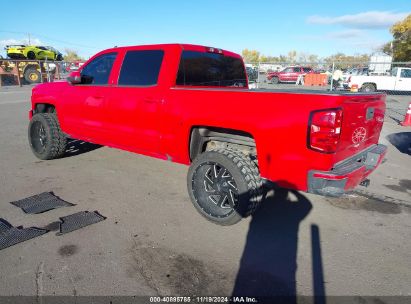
67, 71, 82, 85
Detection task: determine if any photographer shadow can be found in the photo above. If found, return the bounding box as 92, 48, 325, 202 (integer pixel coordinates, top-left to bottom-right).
232, 182, 314, 302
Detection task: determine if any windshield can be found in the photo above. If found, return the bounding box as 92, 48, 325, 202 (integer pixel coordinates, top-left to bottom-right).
176, 51, 247, 87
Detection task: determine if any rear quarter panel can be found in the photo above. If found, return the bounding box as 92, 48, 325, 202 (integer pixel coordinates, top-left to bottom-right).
162, 89, 345, 190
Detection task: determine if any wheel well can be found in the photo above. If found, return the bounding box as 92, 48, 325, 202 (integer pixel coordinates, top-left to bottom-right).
189, 126, 256, 161
34, 103, 55, 114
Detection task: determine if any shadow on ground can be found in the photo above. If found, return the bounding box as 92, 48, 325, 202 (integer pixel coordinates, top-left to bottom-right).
232, 183, 325, 303
64, 139, 102, 157
386, 132, 411, 155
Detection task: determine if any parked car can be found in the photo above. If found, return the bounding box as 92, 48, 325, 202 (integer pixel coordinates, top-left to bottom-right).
65, 61, 85, 72
28, 43, 387, 225
267, 66, 313, 83
5, 45, 63, 61
346, 67, 411, 92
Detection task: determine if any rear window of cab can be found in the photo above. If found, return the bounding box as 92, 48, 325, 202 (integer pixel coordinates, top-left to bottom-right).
176, 51, 247, 87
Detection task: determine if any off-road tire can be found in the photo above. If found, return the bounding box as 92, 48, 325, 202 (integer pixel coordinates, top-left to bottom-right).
271, 76, 279, 84
361, 83, 376, 92
56, 54, 63, 61
28, 113, 67, 160
187, 148, 263, 225
27, 51, 36, 60
24, 67, 41, 84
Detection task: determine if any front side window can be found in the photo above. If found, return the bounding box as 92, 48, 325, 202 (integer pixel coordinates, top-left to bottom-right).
176, 51, 247, 87
81, 53, 117, 85
118, 50, 164, 86
283, 68, 293, 73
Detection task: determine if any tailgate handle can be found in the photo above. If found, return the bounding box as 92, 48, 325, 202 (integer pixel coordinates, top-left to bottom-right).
366, 107, 375, 120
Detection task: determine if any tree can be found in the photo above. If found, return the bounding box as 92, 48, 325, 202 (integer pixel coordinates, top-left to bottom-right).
324, 53, 370, 69
380, 42, 393, 56
63, 48, 84, 61
287, 50, 297, 63
241, 49, 260, 63
390, 14, 411, 61
308, 54, 319, 64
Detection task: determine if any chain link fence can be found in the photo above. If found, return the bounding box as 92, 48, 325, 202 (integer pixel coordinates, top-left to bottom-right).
0, 58, 85, 87
1, 58, 410, 124
246, 61, 411, 124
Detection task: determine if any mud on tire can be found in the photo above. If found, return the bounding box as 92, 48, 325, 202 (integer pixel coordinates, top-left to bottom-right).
28, 113, 67, 160
187, 148, 263, 226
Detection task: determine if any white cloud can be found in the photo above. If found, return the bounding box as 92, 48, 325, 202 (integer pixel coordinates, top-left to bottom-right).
0, 38, 43, 49
307, 11, 409, 29
326, 29, 365, 39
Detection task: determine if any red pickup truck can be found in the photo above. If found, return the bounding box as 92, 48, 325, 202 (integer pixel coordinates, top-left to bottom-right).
267, 66, 313, 83
28, 44, 387, 225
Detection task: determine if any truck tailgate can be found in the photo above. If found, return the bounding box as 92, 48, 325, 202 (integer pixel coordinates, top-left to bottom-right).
334, 94, 386, 164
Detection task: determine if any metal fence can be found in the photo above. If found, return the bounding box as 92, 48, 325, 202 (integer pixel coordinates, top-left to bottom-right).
1, 58, 410, 124
245, 61, 411, 124
0, 59, 85, 87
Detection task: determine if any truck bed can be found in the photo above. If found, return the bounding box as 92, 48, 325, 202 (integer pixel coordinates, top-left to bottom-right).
173, 86, 385, 96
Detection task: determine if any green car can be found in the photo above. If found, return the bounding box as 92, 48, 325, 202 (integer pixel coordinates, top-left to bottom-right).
5, 45, 63, 61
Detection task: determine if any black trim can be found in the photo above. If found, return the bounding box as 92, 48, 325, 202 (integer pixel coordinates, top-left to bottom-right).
307, 144, 387, 196
307, 172, 347, 197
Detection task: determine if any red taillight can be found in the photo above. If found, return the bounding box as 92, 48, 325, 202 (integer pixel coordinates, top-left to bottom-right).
308, 109, 343, 153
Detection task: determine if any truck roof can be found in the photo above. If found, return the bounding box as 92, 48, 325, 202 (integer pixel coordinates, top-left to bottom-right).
99, 43, 242, 59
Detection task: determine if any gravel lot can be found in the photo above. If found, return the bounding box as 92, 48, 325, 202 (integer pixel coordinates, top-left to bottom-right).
0, 85, 410, 301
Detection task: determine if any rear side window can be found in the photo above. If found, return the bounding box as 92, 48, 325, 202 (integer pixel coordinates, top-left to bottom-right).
176, 51, 246, 87
118, 50, 164, 86
303, 67, 312, 73
81, 53, 117, 85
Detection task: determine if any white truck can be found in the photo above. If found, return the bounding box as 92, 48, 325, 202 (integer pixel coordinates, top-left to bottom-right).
347, 67, 411, 92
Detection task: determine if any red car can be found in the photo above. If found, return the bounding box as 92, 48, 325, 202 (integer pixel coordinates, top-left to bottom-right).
65, 61, 85, 72
28, 44, 386, 225
267, 66, 313, 83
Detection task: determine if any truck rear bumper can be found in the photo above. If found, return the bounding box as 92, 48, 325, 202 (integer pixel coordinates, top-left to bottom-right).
307, 144, 387, 197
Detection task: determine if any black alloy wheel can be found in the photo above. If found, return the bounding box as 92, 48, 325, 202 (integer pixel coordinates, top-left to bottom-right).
28, 113, 67, 160
187, 149, 263, 225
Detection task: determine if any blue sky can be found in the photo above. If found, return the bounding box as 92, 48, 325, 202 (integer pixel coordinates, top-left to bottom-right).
0, 0, 409, 59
